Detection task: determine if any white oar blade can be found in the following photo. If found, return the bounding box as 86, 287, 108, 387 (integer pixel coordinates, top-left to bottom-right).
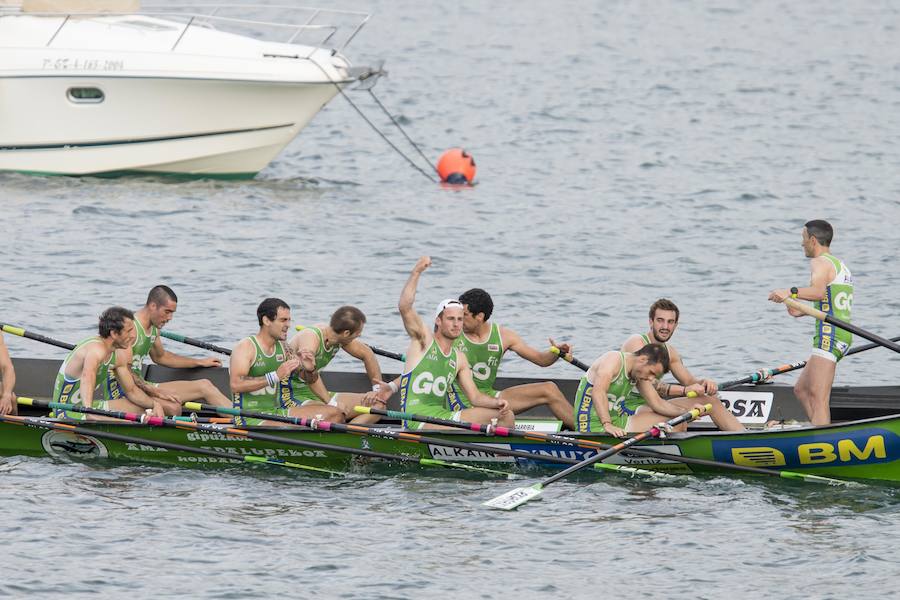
483, 484, 543, 510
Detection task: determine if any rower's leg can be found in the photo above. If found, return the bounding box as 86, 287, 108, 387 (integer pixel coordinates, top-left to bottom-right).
794, 356, 835, 426
108, 397, 166, 418
668, 395, 744, 431
157, 379, 231, 408
497, 382, 576, 430
418, 407, 513, 430
625, 406, 690, 433
331, 392, 384, 425
287, 403, 346, 424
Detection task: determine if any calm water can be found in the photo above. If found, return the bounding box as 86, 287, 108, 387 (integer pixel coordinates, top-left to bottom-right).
2, 0, 900, 597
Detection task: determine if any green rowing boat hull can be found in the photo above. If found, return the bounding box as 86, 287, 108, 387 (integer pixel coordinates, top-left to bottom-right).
1, 414, 899, 482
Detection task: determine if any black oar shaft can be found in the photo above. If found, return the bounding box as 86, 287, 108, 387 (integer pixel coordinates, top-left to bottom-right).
159, 330, 232, 356
0, 323, 75, 351
784, 299, 900, 354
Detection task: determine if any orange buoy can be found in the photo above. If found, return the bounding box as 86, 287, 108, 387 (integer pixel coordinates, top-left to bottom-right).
436, 148, 476, 184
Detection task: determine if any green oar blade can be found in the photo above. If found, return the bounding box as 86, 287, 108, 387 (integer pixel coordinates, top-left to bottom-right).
483, 483, 544, 510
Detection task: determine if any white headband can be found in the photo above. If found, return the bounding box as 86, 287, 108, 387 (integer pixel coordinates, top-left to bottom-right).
434, 298, 463, 320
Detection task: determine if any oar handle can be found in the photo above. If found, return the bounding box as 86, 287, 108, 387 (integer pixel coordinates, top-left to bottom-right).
294, 325, 406, 362
160, 330, 232, 356
1, 323, 75, 351
549, 346, 590, 371
783, 298, 900, 354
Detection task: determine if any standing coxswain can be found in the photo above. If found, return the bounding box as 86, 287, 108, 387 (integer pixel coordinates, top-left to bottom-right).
768, 219, 853, 425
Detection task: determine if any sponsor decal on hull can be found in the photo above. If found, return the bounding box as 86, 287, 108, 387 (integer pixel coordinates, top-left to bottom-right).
696, 391, 773, 425
427, 442, 683, 465
712, 428, 898, 468
41, 430, 109, 459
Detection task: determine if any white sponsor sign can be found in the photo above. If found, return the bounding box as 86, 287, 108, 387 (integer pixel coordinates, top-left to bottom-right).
513, 420, 563, 433
695, 390, 774, 424
428, 443, 516, 463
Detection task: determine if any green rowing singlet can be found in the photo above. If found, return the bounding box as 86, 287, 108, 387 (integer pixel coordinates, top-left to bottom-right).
399, 338, 460, 430
130, 317, 159, 375
573, 352, 640, 432
447, 323, 504, 410
53, 337, 115, 420
104, 317, 160, 402
814, 254, 853, 361
233, 336, 290, 426
287, 327, 341, 403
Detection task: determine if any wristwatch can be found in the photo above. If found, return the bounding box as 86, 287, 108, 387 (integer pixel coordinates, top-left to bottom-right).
790, 286, 799, 298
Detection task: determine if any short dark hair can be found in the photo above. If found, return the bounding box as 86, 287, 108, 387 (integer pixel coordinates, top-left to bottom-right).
459, 288, 494, 321
649, 299, 679, 323
146, 285, 177, 306
804, 220, 833, 246
99, 306, 134, 338
330, 305, 366, 334
257, 298, 290, 326
634, 342, 670, 373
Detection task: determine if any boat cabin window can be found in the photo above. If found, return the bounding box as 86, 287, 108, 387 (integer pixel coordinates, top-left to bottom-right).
67, 87, 105, 104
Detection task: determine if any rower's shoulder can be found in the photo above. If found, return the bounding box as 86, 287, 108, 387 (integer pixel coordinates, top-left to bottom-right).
621, 333, 645, 351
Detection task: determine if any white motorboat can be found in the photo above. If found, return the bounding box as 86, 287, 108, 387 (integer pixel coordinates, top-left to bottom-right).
0, 0, 375, 177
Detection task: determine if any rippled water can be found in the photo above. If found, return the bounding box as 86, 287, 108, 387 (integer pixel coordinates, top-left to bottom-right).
2, 0, 900, 597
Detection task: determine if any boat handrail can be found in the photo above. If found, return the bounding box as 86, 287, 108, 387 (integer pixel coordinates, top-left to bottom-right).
1, 3, 371, 52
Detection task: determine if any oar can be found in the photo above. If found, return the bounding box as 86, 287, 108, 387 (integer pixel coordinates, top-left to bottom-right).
718, 334, 900, 389
483, 406, 710, 510
783, 298, 900, 354
357, 406, 854, 486
29, 397, 513, 479
0, 323, 75, 351
549, 346, 590, 371
185, 401, 668, 480
0, 411, 340, 475
294, 325, 405, 362
159, 330, 232, 356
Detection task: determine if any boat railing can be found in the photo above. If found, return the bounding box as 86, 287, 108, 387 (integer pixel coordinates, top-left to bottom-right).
1, 3, 370, 54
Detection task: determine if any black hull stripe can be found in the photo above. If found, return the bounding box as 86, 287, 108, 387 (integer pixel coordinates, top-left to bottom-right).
0, 123, 294, 151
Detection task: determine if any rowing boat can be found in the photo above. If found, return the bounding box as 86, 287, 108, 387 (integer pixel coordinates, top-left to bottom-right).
4, 358, 900, 482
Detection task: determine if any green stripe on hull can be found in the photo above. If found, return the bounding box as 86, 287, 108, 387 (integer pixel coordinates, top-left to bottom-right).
2, 416, 898, 482
5, 169, 258, 180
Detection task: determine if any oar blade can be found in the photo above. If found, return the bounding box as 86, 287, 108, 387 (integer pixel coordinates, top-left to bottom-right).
483, 483, 543, 510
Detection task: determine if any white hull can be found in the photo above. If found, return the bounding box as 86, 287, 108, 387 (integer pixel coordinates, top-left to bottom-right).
0, 10, 368, 176
0, 76, 340, 175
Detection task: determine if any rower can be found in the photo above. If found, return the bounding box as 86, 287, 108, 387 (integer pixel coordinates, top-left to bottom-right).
575, 343, 704, 436
768, 219, 853, 425
621, 298, 743, 432
378, 256, 513, 430
447, 288, 575, 429
229, 298, 344, 426
53, 307, 166, 420
105, 285, 231, 415
0, 332, 16, 415
286, 306, 386, 424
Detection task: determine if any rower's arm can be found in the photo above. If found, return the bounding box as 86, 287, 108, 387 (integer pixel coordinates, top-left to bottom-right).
0, 334, 15, 415
150, 336, 222, 369
455, 353, 504, 410
398, 256, 431, 349
802, 257, 833, 302
342, 339, 383, 384
620, 334, 645, 353
79, 347, 103, 410
636, 378, 683, 418
589, 360, 616, 427
112, 352, 157, 410
229, 339, 299, 394
503, 327, 560, 367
